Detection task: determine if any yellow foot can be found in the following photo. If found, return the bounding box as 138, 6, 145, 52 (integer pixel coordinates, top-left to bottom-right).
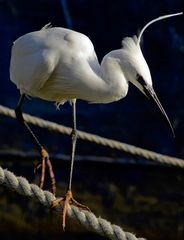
34, 147, 56, 195
51, 190, 90, 230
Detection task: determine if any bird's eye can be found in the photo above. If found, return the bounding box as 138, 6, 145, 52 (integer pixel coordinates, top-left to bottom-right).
136, 74, 146, 85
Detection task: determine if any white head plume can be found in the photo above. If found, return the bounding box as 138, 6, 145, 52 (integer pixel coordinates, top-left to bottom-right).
121, 12, 183, 89
137, 12, 183, 45
120, 12, 183, 137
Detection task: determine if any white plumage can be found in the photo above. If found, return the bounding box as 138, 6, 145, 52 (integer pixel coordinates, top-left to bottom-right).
10, 12, 182, 108
9, 12, 182, 229
11, 26, 133, 105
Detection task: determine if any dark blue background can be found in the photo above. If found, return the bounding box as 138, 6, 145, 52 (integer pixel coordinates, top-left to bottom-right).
0, 0, 184, 159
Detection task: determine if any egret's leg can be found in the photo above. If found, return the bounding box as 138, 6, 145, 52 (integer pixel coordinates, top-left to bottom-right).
51, 99, 90, 230
68, 99, 77, 191
15, 94, 56, 194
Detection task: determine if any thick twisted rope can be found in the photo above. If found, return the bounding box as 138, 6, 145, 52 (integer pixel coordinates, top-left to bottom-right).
0, 166, 145, 240
0, 104, 184, 168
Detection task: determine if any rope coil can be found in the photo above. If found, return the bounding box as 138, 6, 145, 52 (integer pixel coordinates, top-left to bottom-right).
0, 166, 145, 240
0, 104, 184, 168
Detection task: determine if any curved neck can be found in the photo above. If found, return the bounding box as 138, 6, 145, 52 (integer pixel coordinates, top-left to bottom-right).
79, 50, 129, 103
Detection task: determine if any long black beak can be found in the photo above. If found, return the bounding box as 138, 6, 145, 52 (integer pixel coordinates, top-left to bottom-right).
143, 84, 175, 137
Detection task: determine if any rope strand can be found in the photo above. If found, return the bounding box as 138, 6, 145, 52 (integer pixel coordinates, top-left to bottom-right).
0, 104, 183, 168
0, 166, 145, 240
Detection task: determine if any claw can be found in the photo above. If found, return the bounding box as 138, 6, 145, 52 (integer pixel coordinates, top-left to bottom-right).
39, 152, 46, 189
34, 147, 56, 195
46, 155, 56, 195
34, 161, 42, 173
51, 197, 64, 208
51, 190, 90, 230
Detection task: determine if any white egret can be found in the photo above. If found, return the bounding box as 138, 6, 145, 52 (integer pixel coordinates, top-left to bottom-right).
10, 12, 182, 229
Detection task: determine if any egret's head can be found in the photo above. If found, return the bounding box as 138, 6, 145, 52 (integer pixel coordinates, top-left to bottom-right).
121, 35, 153, 94
121, 12, 183, 137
